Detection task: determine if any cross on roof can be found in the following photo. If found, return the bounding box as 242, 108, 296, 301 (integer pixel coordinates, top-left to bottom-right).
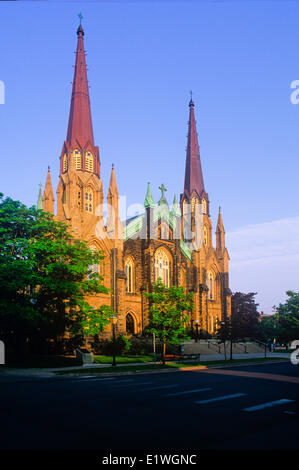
159, 184, 167, 198
78, 13, 83, 25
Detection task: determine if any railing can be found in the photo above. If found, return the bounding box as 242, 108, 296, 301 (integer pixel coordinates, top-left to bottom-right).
249, 338, 268, 358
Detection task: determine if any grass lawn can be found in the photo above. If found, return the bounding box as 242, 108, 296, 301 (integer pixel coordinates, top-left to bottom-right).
93, 355, 153, 364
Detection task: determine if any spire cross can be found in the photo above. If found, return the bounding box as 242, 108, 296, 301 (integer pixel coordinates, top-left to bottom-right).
78, 12, 83, 26
159, 183, 167, 198
190, 90, 193, 101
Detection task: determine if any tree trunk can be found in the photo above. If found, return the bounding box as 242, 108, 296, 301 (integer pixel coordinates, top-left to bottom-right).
162, 341, 166, 365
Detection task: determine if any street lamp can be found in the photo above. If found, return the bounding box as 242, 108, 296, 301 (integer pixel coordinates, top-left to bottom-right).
195, 320, 199, 342
111, 315, 118, 367
221, 321, 227, 361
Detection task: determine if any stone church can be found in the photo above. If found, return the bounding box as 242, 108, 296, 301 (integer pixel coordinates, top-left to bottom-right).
38, 23, 231, 338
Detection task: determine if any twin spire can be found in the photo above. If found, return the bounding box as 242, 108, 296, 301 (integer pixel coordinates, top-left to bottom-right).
39, 21, 224, 239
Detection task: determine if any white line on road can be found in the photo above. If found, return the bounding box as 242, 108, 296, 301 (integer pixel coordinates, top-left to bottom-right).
243, 399, 295, 412
70, 377, 116, 383
139, 384, 179, 391
164, 388, 212, 397
195, 393, 247, 404
116, 381, 153, 387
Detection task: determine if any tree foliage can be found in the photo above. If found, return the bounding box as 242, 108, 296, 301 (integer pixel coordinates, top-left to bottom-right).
0, 194, 114, 357
231, 292, 260, 339
144, 279, 194, 363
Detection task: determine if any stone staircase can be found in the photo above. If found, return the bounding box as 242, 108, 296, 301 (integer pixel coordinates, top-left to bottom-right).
182, 339, 266, 355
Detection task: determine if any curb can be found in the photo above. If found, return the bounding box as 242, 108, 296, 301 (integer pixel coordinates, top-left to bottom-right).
53, 358, 289, 378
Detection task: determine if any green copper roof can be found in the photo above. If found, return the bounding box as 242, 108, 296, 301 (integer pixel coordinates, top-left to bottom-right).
37, 183, 43, 210
144, 182, 155, 209
171, 194, 181, 218
180, 239, 193, 261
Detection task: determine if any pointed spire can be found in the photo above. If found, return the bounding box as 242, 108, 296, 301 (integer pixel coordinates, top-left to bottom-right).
108, 164, 118, 197
217, 206, 225, 232
144, 182, 155, 209
216, 205, 225, 251
183, 98, 205, 199
107, 165, 122, 240
66, 21, 94, 147
42, 166, 55, 214
37, 183, 43, 210
171, 194, 181, 217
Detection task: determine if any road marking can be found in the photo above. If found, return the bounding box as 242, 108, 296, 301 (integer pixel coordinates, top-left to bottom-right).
139, 384, 179, 391
164, 388, 212, 397
244, 399, 295, 412
195, 393, 247, 404
70, 377, 115, 383
116, 381, 153, 387
192, 369, 299, 384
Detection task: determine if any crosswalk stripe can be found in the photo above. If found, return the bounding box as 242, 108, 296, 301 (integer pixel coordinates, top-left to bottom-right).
164, 388, 212, 397
244, 399, 295, 412
70, 377, 115, 382
116, 381, 153, 387
139, 384, 179, 391
195, 393, 247, 404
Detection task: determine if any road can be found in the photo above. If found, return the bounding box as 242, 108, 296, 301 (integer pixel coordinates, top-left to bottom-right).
0, 362, 298, 454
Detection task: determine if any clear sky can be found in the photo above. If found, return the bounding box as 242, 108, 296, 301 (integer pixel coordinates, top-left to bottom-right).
0, 0, 298, 314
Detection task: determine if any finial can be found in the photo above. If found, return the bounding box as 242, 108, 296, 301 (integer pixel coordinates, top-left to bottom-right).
189, 90, 194, 106
219, 205, 221, 213
159, 183, 167, 198
48, 165, 50, 172
112, 163, 114, 170
77, 13, 84, 36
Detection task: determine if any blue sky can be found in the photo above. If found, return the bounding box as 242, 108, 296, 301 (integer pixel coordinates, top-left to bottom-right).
0, 0, 298, 313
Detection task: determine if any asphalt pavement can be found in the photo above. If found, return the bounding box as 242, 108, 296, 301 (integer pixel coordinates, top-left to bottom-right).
0, 361, 298, 454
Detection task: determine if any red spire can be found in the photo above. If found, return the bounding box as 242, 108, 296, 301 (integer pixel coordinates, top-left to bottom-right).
60, 23, 100, 178
66, 24, 94, 147
183, 99, 206, 199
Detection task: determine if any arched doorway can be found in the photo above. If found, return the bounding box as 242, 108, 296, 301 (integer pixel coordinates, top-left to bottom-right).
126, 313, 135, 334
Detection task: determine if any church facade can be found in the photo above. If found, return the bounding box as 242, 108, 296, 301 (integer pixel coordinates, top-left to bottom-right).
39, 24, 231, 338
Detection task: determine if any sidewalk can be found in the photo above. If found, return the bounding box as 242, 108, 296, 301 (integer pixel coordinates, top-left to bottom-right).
0, 353, 289, 377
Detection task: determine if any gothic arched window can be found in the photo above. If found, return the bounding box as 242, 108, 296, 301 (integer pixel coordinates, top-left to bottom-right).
63, 154, 68, 173
125, 258, 134, 293
203, 226, 208, 246
154, 248, 171, 287
202, 198, 207, 215
207, 271, 214, 300
191, 197, 198, 213
85, 152, 94, 172
85, 187, 93, 213
87, 245, 98, 279
73, 149, 81, 170
126, 313, 135, 334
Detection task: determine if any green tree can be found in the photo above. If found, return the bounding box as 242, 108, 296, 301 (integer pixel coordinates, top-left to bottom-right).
0, 194, 114, 359
274, 291, 299, 346
144, 279, 194, 364
231, 292, 260, 339
216, 292, 260, 360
